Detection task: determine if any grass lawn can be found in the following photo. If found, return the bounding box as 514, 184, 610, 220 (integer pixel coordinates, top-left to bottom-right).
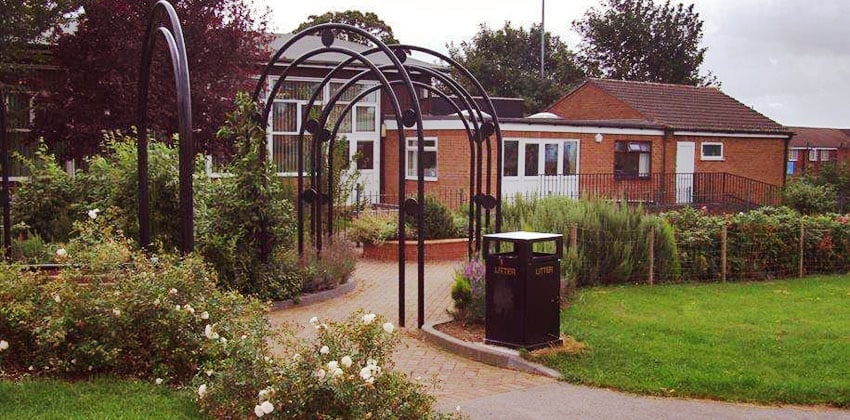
532, 274, 850, 407
0, 377, 207, 419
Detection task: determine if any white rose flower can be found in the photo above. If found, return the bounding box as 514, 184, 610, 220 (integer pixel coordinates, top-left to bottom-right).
204, 324, 213, 339
292, 353, 301, 362
200, 311, 210, 320
150, 256, 159, 264
197, 384, 207, 398
361, 313, 377, 325
87, 208, 101, 220
112, 308, 121, 316
155, 378, 163, 385
327, 361, 339, 371
332, 367, 343, 377
319, 345, 329, 355
456, 405, 462, 412
0, 340, 8, 351
260, 401, 274, 414
367, 358, 378, 367
169, 288, 178, 295
309, 316, 318, 325
340, 355, 352, 368
175, 305, 182, 311
183, 304, 195, 314
382, 322, 394, 334
316, 368, 326, 380
55, 248, 67, 257
53, 295, 61, 303
317, 323, 328, 330
153, 298, 161, 306
219, 337, 227, 344
365, 376, 375, 385
359, 366, 372, 381
241, 334, 247, 340
205, 369, 214, 377
254, 405, 265, 418
258, 388, 269, 399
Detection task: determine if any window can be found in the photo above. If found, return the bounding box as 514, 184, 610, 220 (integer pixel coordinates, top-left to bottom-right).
543, 144, 558, 175
614, 141, 651, 178
563, 141, 578, 175
4, 92, 36, 178
503, 141, 518, 176
809, 149, 818, 161
788, 149, 799, 162
406, 137, 437, 179
821, 150, 831, 161
355, 140, 374, 170
524, 143, 539, 176
700, 142, 724, 161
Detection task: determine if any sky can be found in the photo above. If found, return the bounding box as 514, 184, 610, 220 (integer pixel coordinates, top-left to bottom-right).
265, 0, 850, 128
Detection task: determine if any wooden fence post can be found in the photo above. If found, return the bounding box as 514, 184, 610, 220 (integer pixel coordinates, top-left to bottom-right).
648, 227, 655, 285
569, 223, 577, 249
799, 222, 805, 278
721, 224, 727, 283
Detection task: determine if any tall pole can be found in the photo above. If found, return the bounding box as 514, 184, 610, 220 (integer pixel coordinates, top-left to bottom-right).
540, 0, 545, 78
0, 90, 10, 259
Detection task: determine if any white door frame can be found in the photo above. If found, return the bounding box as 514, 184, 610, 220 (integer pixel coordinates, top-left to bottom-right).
676, 141, 696, 204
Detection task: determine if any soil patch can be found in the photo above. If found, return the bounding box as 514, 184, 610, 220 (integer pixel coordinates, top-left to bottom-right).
433, 320, 484, 343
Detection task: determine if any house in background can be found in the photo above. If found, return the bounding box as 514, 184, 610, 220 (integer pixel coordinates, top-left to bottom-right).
785, 127, 850, 177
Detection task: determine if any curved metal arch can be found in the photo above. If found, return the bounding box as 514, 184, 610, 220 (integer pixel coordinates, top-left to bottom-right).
137, 0, 193, 254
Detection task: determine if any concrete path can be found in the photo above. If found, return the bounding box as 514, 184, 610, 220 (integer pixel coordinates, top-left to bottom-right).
267, 260, 850, 419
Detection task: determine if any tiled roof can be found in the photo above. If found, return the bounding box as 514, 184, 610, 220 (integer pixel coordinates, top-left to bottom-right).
586, 78, 790, 134
268, 34, 443, 70
788, 126, 850, 148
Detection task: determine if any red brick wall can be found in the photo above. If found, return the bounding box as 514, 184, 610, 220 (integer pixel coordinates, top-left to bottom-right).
677, 136, 786, 186
546, 84, 645, 120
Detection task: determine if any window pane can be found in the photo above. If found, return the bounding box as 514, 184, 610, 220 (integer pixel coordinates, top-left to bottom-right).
703, 144, 722, 157
277, 80, 320, 101
639, 152, 650, 175
504, 141, 518, 176
809, 150, 818, 161
544, 144, 558, 175
356, 106, 376, 132
821, 150, 831, 161
789, 150, 798, 161
524, 144, 539, 176
355, 140, 374, 169
272, 102, 297, 132
423, 150, 437, 178
563, 142, 577, 175
329, 104, 351, 133
273, 135, 307, 173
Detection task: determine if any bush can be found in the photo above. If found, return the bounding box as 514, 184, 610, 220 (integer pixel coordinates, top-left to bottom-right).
11, 141, 80, 243
502, 197, 679, 286
194, 311, 454, 419
300, 239, 357, 292
450, 259, 485, 324
407, 196, 458, 240
783, 178, 837, 215
195, 94, 300, 300
0, 214, 267, 384
10, 231, 52, 264
348, 211, 397, 245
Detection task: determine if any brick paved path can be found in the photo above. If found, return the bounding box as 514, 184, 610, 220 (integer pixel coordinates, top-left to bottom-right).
266, 259, 553, 406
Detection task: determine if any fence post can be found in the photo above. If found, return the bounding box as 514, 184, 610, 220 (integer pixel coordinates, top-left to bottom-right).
648, 227, 655, 285
569, 223, 577, 249
798, 222, 805, 278
721, 224, 727, 282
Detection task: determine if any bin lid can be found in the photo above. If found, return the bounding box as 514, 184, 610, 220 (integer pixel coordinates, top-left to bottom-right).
484, 231, 563, 241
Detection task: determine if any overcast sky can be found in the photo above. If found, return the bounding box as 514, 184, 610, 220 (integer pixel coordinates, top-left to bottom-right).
266, 0, 849, 128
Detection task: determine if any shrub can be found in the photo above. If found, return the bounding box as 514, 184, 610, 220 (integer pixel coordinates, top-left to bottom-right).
348, 211, 397, 245
0, 214, 267, 384
407, 196, 457, 240
10, 231, 52, 264
783, 178, 837, 215
11, 141, 80, 242
195, 94, 300, 300
194, 311, 454, 419
300, 239, 357, 292
450, 258, 485, 324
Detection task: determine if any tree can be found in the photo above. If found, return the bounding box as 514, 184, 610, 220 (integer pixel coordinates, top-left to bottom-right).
0, 0, 81, 79
35, 0, 269, 159
449, 22, 585, 114
293, 11, 398, 45
574, 0, 716, 86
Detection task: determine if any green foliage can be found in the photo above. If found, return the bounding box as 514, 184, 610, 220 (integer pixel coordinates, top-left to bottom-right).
783, 177, 838, 215
81, 131, 183, 250
662, 206, 724, 281
449, 22, 585, 114
0, 214, 268, 384
348, 211, 397, 245
0, 0, 80, 73
407, 196, 460, 240
11, 140, 80, 242
450, 259, 485, 324
195, 311, 453, 419
299, 239, 357, 292
195, 94, 300, 300
535, 275, 850, 407
293, 10, 399, 45
574, 0, 716, 86
502, 197, 679, 286
10, 232, 51, 264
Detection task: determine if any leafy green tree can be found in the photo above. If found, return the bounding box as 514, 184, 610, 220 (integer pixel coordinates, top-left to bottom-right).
0, 0, 81, 78
293, 11, 398, 45
449, 22, 585, 114
574, 0, 716, 86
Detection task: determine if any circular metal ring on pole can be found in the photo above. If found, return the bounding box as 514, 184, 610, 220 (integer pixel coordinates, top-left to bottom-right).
402, 109, 417, 128
403, 198, 419, 216
321, 30, 335, 47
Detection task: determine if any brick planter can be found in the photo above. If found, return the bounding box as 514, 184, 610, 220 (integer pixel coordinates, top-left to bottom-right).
362, 238, 469, 261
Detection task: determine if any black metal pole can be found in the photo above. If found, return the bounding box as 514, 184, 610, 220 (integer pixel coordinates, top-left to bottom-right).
0, 90, 10, 259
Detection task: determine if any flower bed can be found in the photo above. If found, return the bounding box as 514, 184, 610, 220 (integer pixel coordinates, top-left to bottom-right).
361, 238, 469, 261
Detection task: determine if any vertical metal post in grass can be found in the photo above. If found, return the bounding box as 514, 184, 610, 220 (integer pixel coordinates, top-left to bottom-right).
798, 222, 805, 278
648, 228, 655, 285
569, 224, 577, 249
721, 224, 728, 282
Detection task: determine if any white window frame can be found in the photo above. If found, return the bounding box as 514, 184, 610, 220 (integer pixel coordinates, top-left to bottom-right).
405, 137, 438, 181
700, 142, 724, 161
788, 149, 799, 162
821, 149, 832, 161
809, 149, 818, 162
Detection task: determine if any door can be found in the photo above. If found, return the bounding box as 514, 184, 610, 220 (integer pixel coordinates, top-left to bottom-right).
502, 139, 580, 200
349, 138, 379, 203
676, 142, 695, 204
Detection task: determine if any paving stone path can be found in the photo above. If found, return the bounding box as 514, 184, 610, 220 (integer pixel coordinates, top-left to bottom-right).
267, 259, 850, 419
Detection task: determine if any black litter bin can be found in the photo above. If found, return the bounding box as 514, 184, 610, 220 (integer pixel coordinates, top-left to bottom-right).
483, 231, 563, 350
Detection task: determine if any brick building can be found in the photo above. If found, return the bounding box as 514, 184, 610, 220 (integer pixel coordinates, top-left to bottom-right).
785, 127, 850, 177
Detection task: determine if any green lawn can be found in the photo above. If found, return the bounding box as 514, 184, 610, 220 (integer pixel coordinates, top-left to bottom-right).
0, 378, 207, 419
533, 275, 850, 407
